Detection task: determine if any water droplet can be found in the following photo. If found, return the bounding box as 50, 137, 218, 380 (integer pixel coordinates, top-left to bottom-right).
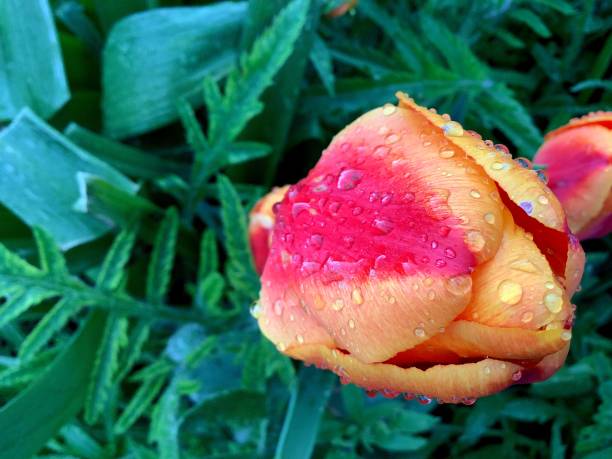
510, 259, 537, 273
424, 277, 434, 287
343, 236, 355, 249
387, 295, 396, 304
462, 398, 477, 405
348, 319, 356, 329
519, 201, 533, 214
521, 311, 534, 323
444, 247, 456, 259
427, 290, 436, 301
383, 104, 396, 116
466, 230, 485, 251
274, 300, 284, 316
352, 206, 363, 216
545, 281, 555, 290
483, 366, 491, 375
484, 212, 495, 224
497, 280, 523, 305
250, 302, 262, 319
381, 193, 393, 205
297, 334, 304, 344
491, 162, 504, 171
431, 240, 439, 249
470, 189, 481, 199
495, 144, 510, 155
422, 141, 432, 147
516, 157, 532, 169
544, 293, 563, 313
385, 133, 400, 144
291, 203, 310, 218
403, 191, 416, 202
378, 125, 390, 135
446, 275, 472, 296
417, 395, 432, 405
439, 226, 451, 237
351, 288, 364, 305
328, 202, 341, 213
414, 327, 426, 337
309, 234, 323, 249
439, 148, 455, 159
561, 330, 572, 341
337, 169, 363, 190
373, 218, 394, 234
301, 261, 321, 277
373, 145, 390, 158
442, 121, 464, 136
537, 170, 548, 184
277, 342, 287, 351
435, 259, 447, 268
511, 370, 522, 381
332, 298, 345, 311
537, 195, 549, 205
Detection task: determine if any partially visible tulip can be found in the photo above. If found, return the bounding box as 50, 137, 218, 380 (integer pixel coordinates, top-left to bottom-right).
249, 93, 585, 404
326, 0, 358, 18
534, 112, 612, 240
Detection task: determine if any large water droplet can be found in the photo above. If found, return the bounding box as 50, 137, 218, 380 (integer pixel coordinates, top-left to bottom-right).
373, 218, 394, 234
544, 293, 563, 313
497, 280, 523, 305
444, 247, 456, 259
352, 288, 364, 305
442, 121, 464, 136
414, 327, 426, 337
383, 104, 397, 116
484, 212, 495, 224
469, 189, 481, 199
446, 275, 472, 296
561, 330, 572, 341
337, 169, 364, 190
521, 311, 534, 323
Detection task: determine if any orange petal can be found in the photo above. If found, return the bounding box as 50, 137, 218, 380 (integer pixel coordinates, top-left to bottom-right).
460, 209, 571, 329
544, 111, 612, 140
534, 123, 612, 239
428, 320, 568, 361
565, 234, 585, 297
249, 186, 289, 274
258, 101, 512, 363
288, 344, 522, 402
515, 343, 570, 384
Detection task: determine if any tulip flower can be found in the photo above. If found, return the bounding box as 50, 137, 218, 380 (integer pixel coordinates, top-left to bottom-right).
533, 112, 612, 240
249, 93, 585, 404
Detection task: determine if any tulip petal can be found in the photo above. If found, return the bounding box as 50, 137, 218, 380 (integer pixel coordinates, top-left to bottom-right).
258, 103, 514, 363
249, 186, 289, 274
516, 343, 570, 384
459, 209, 571, 329
428, 320, 568, 361
565, 234, 585, 297
544, 111, 612, 140
535, 124, 612, 239
287, 344, 522, 402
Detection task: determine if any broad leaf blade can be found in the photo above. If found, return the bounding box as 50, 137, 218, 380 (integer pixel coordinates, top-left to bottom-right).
0, 0, 69, 120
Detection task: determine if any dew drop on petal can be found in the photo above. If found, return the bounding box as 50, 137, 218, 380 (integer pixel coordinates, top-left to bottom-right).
292, 202, 310, 218
544, 293, 563, 313
491, 162, 504, 171
403, 191, 416, 202
332, 298, 345, 311
414, 327, 426, 338
497, 280, 523, 305
274, 300, 284, 316
383, 104, 397, 116
442, 121, 464, 136
296, 334, 304, 344
537, 195, 549, 205
484, 212, 495, 224
446, 275, 473, 296
373, 145, 390, 158
348, 319, 356, 329
466, 230, 485, 252
439, 148, 455, 159
337, 169, 364, 190
561, 330, 572, 341
386, 133, 400, 144
373, 218, 394, 234
511, 370, 522, 381
351, 289, 363, 306
470, 189, 481, 199
521, 311, 534, 323
444, 247, 456, 259
510, 259, 537, 273
483, 366, 491, 375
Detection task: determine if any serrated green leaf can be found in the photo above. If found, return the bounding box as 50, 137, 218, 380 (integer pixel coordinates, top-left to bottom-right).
198, 230, 219, 282
0, 0, 69, 120
33, 227, 68, 277
0, 288, 57, 329
96, 226, 137, 290
114, 374, 167, 435
19, 296, 83, 362
146, 208, 179, 304
196, 272, 226, 313
217, 175, 258, 297
58, 423, 104, 459
206, 0, 312, 145
149, 379, 181, 459
84, 313, 128, 424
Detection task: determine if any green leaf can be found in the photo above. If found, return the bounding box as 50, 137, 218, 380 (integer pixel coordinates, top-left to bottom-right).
0, 0, 69, 120
501, 398, 559, 423
19, 296, 83, 362
102, 2, 247, 138
149, 379, 181, 459
217, 175, 259, 297
55, 0, 103, 53
114, 373, 167, 435
0, 311, 106, 459
509, 8, 552, 38
84, 313, 128, 424
0, 109, 136, 249
58, 423, 104, 459
0, 288, 57, 329
65, 123, 187, 179
146, 208, 179, 304
275, 366, 335, 459
33, 227, 69, 277
95, 226, 138, 290
310, 35, 336, 96
571, 79, 612, 92
198, 230, 219, 282
206, 0, 312, 145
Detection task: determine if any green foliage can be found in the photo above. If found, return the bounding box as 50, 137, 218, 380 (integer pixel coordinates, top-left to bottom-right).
0, 0, 609, 458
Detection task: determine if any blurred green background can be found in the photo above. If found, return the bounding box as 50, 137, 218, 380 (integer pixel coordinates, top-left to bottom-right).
0, 0, 610, 458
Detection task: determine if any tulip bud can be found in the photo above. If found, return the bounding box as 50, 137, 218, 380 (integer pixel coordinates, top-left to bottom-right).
249, 93, 585, 403
534, 112, 612, 240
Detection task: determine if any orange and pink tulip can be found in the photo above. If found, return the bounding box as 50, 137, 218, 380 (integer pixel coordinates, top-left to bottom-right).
248, 93, 585, 404
534, 112, 612, 240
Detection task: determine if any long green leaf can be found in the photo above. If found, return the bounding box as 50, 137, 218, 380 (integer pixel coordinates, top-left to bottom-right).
146, 208, 179, 304
0, 311, 106, 459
